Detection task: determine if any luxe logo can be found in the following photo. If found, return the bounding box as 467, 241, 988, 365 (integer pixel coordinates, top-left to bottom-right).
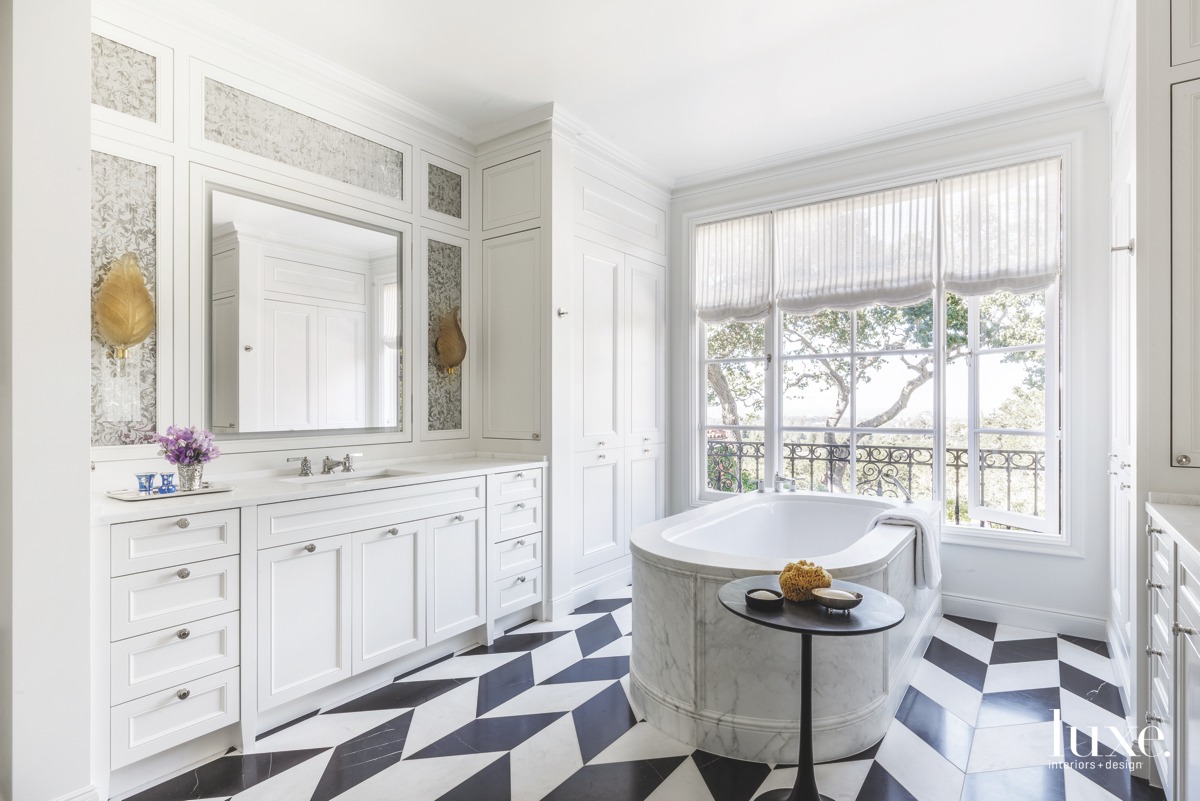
1050, 709, 1168, 760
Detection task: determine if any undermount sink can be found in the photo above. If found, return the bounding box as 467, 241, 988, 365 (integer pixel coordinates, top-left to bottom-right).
280, 467, 422, 487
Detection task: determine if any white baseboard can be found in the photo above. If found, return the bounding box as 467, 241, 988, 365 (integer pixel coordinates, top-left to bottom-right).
550, 567, 632, 619
53, 787, 100, 801
942, 592, 1108, 640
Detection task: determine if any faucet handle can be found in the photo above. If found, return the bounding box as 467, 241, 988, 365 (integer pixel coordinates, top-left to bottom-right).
287, 456, 313, 477
343, 452, 364, 472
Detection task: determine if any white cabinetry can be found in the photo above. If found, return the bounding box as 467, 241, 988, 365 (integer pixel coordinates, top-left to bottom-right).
482, 229, 543, 440
1172, 79, 1200, 469
487, 468, 544, 633
573, 448, 626, 572
1174, 0, 1200, 66
352, 522, 425, 673
428, 509, 486, 643
257, 535, 352, 709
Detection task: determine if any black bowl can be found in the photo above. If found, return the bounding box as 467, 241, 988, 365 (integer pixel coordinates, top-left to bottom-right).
745, 588, 785, 611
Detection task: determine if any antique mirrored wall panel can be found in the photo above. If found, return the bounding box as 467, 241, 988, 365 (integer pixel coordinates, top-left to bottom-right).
208, 190, 403, 436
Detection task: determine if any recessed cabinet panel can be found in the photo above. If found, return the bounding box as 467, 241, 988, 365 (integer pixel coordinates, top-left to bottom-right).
258, 536, 351, 709
261, 300, 318, 430
428, 510, 485, 643
482, 153, 541, 230
111, 555, 240, 641
353, 523, 425, 673
1171, 80, 1200, 468
492, 568, 541, 618
492, 532, 542, 580
488, 468, 542, 504
1174, 0, 1200, 66
318, 306, 368, 428
482, 230, 542, 439
111, 509, 239, 577
574, 169, 666, 254
1178, 602, 1200, 800
627, 444, 666, 534
110, 611, 239, 705
626, 256, 666, 446
574, 241, 623, 451
263, 256, 367, 305
574, 450, 624, 572
490, 498, 542, 543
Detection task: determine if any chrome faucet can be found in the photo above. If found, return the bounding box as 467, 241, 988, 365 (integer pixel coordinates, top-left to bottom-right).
882, 473, 913, 503
323, 453, 363, 474
773, 472, 797, 493
287, 455, 312, 477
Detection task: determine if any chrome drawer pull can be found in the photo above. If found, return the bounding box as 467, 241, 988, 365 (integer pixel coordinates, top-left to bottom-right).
598, 453, 607, 460
454, 514, 465, 522
515, 472, 524, 479
515, 539, 526, 547
1147, 580, 1165, 590
387, 528, 399, 536
176, 518, 190, 529
1174, 622, 1198, 636
177, 628, 190, 640
305, 543, 316, 553
1146, 646, 1164, 657
517, 575, 527, 583
177, 688, 190, 701
177, 567, 191, 579
598, 441, 606, 447
516, 502, 526, 509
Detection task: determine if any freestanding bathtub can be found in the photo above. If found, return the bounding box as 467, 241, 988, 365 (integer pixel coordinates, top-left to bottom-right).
629, 491, 940, 764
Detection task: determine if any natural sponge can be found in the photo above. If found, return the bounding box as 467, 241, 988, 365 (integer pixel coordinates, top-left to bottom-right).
778, 560, 832, 602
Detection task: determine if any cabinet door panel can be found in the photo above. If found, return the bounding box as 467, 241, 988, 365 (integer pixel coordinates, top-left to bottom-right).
625, 256, 666, 446
260, 299, 318, 431
428, 510, 485, 643
1175, 0, 1200, 66
574, 450, 625, 572
258, 536, 351, 709
353, 523, 424, 673
1178, 601, 1200, 801
573, 240, 623, 451
318, 307, 367, 429
482, 153, 541, 230
627, 444, 665, 535
1172, 80, 1200, 468
482, 230, 542, 439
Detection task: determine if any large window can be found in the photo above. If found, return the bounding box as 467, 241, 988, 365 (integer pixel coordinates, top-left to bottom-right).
696, 158, 1062, 536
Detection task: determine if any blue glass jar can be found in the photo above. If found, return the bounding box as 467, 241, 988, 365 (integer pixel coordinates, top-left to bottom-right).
135, 472, 156, 493
158, 472, 177, 494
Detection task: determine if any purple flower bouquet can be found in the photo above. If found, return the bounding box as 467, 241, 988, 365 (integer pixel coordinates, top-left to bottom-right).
156, 426, 220, 491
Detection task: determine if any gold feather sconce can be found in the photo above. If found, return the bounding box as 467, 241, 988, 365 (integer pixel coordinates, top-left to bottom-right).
434, 308, 466, 375
94, 252, 155, 358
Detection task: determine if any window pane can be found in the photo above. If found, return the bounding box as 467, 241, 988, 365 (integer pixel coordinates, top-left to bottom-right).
945, 443, 970, 525
977, 351, 1045, 431
706, 428, 765, 493
854, 355, 935, 428
946, 293, 969, 354
980, 290, 1047, 350
782, 431, 851, 494
855, 298, 935, 351
706, 361, 766, 426
782, 357, 850, 427
856, 433, 935, 501
978, 433, 1047, 519
706, 320, 766, 359
782, 310, 850, 355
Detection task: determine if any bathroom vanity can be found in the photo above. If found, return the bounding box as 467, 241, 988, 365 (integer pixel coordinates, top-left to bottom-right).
92, 456, 544, 797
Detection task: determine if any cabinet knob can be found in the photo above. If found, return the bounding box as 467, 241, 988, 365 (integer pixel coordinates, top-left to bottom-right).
176, 517, 190, 529
304, 543, 316, 553
644, 449, 651, 455
453, 514, 465, 522
1147, 579, 1165, 590
387, 528, 399, 536
1146, 645, 1164, 657
598, 441, 606, 447
1108, 471, 1118, 476
517, 575, 527, 583
644, 437, 650, 444
515, 539, 526, 547
1178, 455, 1192, 466
556, 308, 569, 318
1121, 462, 1131, 469
1145, 711, 1164, 724
176, 567, 191, 579
177, 688, 191, 700
598, 453, 607, 460
515, 472, 524, 479
1121, 483, 1131, 490
176, 628, 190, 640
1174, 622, 1198, 636
243, 345, 253, 352
516, 502, 526, 509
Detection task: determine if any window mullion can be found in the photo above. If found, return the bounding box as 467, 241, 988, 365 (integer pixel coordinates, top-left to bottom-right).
849, 309, 858, 495
766, 306, 781, 488
967, 296, 981, 513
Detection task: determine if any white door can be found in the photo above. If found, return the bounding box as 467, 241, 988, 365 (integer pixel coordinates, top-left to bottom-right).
1171, 80, 1200, 469
260, 299, 318, 431
1110, 174, 1136, 661
573, 239, 624, 452
1174, 0, 1200, 66
258, 535, 351, 709
1177, 599, 1200, 801
573, 448, 625, 573
318, 306, 368, 429
627, 443, 665, 536
481, 230, 542, 440
352, 522, 425, 674
427, 509, 485, 643
625, 256, 666, 447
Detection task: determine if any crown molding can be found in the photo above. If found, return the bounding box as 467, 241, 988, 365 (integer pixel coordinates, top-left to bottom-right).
547, 104, 674, 197
672, 79, 1103, 195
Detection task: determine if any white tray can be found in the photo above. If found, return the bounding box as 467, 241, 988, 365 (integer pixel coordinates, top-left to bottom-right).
105, 482, 234, 502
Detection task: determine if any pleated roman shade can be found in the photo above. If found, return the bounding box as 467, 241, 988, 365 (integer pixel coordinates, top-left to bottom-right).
774, 182, 938, 313
940, 158, 1062, 296
694, 213, 772, 322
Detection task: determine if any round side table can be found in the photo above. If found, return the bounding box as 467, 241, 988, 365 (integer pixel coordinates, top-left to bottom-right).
718, 575, 905, 801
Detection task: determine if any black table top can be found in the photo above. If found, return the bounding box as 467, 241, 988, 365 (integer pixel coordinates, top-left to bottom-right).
719, 575, 905, 636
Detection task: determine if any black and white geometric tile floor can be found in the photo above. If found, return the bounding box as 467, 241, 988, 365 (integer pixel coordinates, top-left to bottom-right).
125, 588, 1165, 801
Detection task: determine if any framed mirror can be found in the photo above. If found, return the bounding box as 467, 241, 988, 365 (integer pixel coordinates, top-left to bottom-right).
206, 187, 405, 437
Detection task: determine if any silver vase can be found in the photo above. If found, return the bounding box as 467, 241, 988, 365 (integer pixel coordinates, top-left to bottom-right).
177, 463, 204, 492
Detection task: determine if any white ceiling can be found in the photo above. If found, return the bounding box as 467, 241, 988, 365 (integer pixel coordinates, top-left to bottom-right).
197, 0, 1115, 185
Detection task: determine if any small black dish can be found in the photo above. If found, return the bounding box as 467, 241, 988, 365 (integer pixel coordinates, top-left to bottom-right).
745, 588, 785, 611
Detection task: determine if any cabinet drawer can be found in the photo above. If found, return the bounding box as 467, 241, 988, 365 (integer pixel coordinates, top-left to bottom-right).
488, 468, 542, 505
1179, 548, 1200, 619
492, 531, 542, 580
1151, 520, 1174, 585
110, 611, 239, 706
491, 568, 542, 618
259, 477, 484, 549
111, 509, 239, 578
111, 555, 240, 641
110, 666, 239, 770
1151, 583, 1174, 661
489, 497, 542, 543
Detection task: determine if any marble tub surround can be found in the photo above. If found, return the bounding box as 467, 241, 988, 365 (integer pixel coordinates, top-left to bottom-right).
124, 589, 1159, 801
630, 492, 941, 764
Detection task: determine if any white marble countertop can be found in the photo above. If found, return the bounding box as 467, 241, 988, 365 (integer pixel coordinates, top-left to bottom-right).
91, 454, 547, 525
1147, 493, 1200, 556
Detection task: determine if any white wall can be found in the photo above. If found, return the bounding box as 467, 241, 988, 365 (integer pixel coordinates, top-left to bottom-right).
668, 101, 1114, 632
0, 1, 94, 800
